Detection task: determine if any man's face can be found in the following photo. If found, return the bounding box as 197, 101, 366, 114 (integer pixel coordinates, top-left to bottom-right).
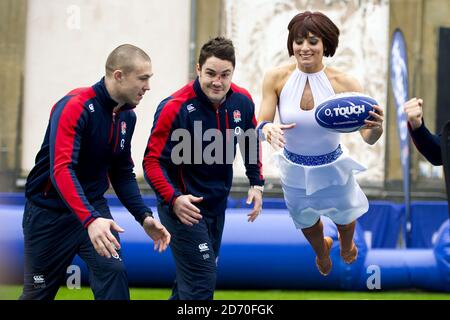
118, 59, 153, 106
197, 56, 234, 105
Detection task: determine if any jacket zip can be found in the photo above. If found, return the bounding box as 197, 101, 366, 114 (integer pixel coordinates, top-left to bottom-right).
216, 108, 230, 144
108, 114, 114, 144
43, 178, 52, 197
225, 109, 230, 143
179, 167, 187, 193
110, 112, 120, 153
215, 109, 221, 130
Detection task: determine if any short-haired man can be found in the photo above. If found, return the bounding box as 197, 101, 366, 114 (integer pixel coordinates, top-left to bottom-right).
20, 44, 170, 300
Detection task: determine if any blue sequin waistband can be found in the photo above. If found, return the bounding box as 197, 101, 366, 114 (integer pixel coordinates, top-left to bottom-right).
283, 145, 343, 166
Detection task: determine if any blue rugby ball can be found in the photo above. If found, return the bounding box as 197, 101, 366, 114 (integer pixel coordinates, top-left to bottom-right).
315, 92, 378, 133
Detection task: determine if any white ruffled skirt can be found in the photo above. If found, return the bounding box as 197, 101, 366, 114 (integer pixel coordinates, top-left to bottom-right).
274, 149, 369, 229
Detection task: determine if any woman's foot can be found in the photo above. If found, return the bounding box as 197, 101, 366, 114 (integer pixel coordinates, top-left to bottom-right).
340, 241, 358, 264
315, 236, 333, 276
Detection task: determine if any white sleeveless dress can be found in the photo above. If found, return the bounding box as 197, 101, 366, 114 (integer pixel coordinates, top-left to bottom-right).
275, 67, 369, 229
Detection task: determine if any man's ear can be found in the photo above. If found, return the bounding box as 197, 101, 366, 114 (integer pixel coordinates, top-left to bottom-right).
113, 69, 123, 82
196, 63, 201, 77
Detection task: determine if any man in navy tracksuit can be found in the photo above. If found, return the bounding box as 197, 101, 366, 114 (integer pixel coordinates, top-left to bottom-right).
143, 37, 264, 300
404, 97, 450, 218
403, 98, 450, 218
404, 97, 444, 165
20, 44, 170, 300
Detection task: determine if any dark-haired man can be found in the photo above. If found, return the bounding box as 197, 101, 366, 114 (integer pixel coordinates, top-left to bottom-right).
143, 37, 264, 300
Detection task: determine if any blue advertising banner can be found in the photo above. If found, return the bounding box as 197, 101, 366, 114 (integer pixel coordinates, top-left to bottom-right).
409, 202, 449, 248
390, 29, 411, 246
357, 201, 404, 248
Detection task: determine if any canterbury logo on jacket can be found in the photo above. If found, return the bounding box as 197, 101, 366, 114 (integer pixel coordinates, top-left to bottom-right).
143, 78, 264, 215
25, 78, 151, 227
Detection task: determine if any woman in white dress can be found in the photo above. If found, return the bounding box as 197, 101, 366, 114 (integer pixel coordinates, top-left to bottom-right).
257, 11, 384, 276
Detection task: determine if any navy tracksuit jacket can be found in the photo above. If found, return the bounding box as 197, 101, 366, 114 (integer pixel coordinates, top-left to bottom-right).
143, 78, 264, 214
21, 78, 151, 300
25, 78, 152, 226
142, 78, 264, 300
409, 121, 443, 166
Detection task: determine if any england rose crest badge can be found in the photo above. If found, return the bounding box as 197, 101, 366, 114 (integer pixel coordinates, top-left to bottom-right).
121, 121, 127, 135
233, 110, 241, 123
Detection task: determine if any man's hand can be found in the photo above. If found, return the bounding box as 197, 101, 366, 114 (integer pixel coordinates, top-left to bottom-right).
142, 216, 171, 253
404, 97, 424, 130
246, 187, 262, 222
173, 195, 203, 226
87, 217, 124, 259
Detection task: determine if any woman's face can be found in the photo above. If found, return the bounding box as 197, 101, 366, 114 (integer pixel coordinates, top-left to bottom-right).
292, 32, 324, 70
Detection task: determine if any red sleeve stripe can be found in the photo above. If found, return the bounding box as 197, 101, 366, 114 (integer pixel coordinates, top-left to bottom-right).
231, 83, 254, 102
143, 85, 195, 203
52, 88, 97, 224
67, 87, 90, 96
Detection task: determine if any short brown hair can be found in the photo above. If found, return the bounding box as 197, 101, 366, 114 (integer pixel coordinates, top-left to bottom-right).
198, 37, 235, 69
287, 11, 340, 57
105, 44, 151, 76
